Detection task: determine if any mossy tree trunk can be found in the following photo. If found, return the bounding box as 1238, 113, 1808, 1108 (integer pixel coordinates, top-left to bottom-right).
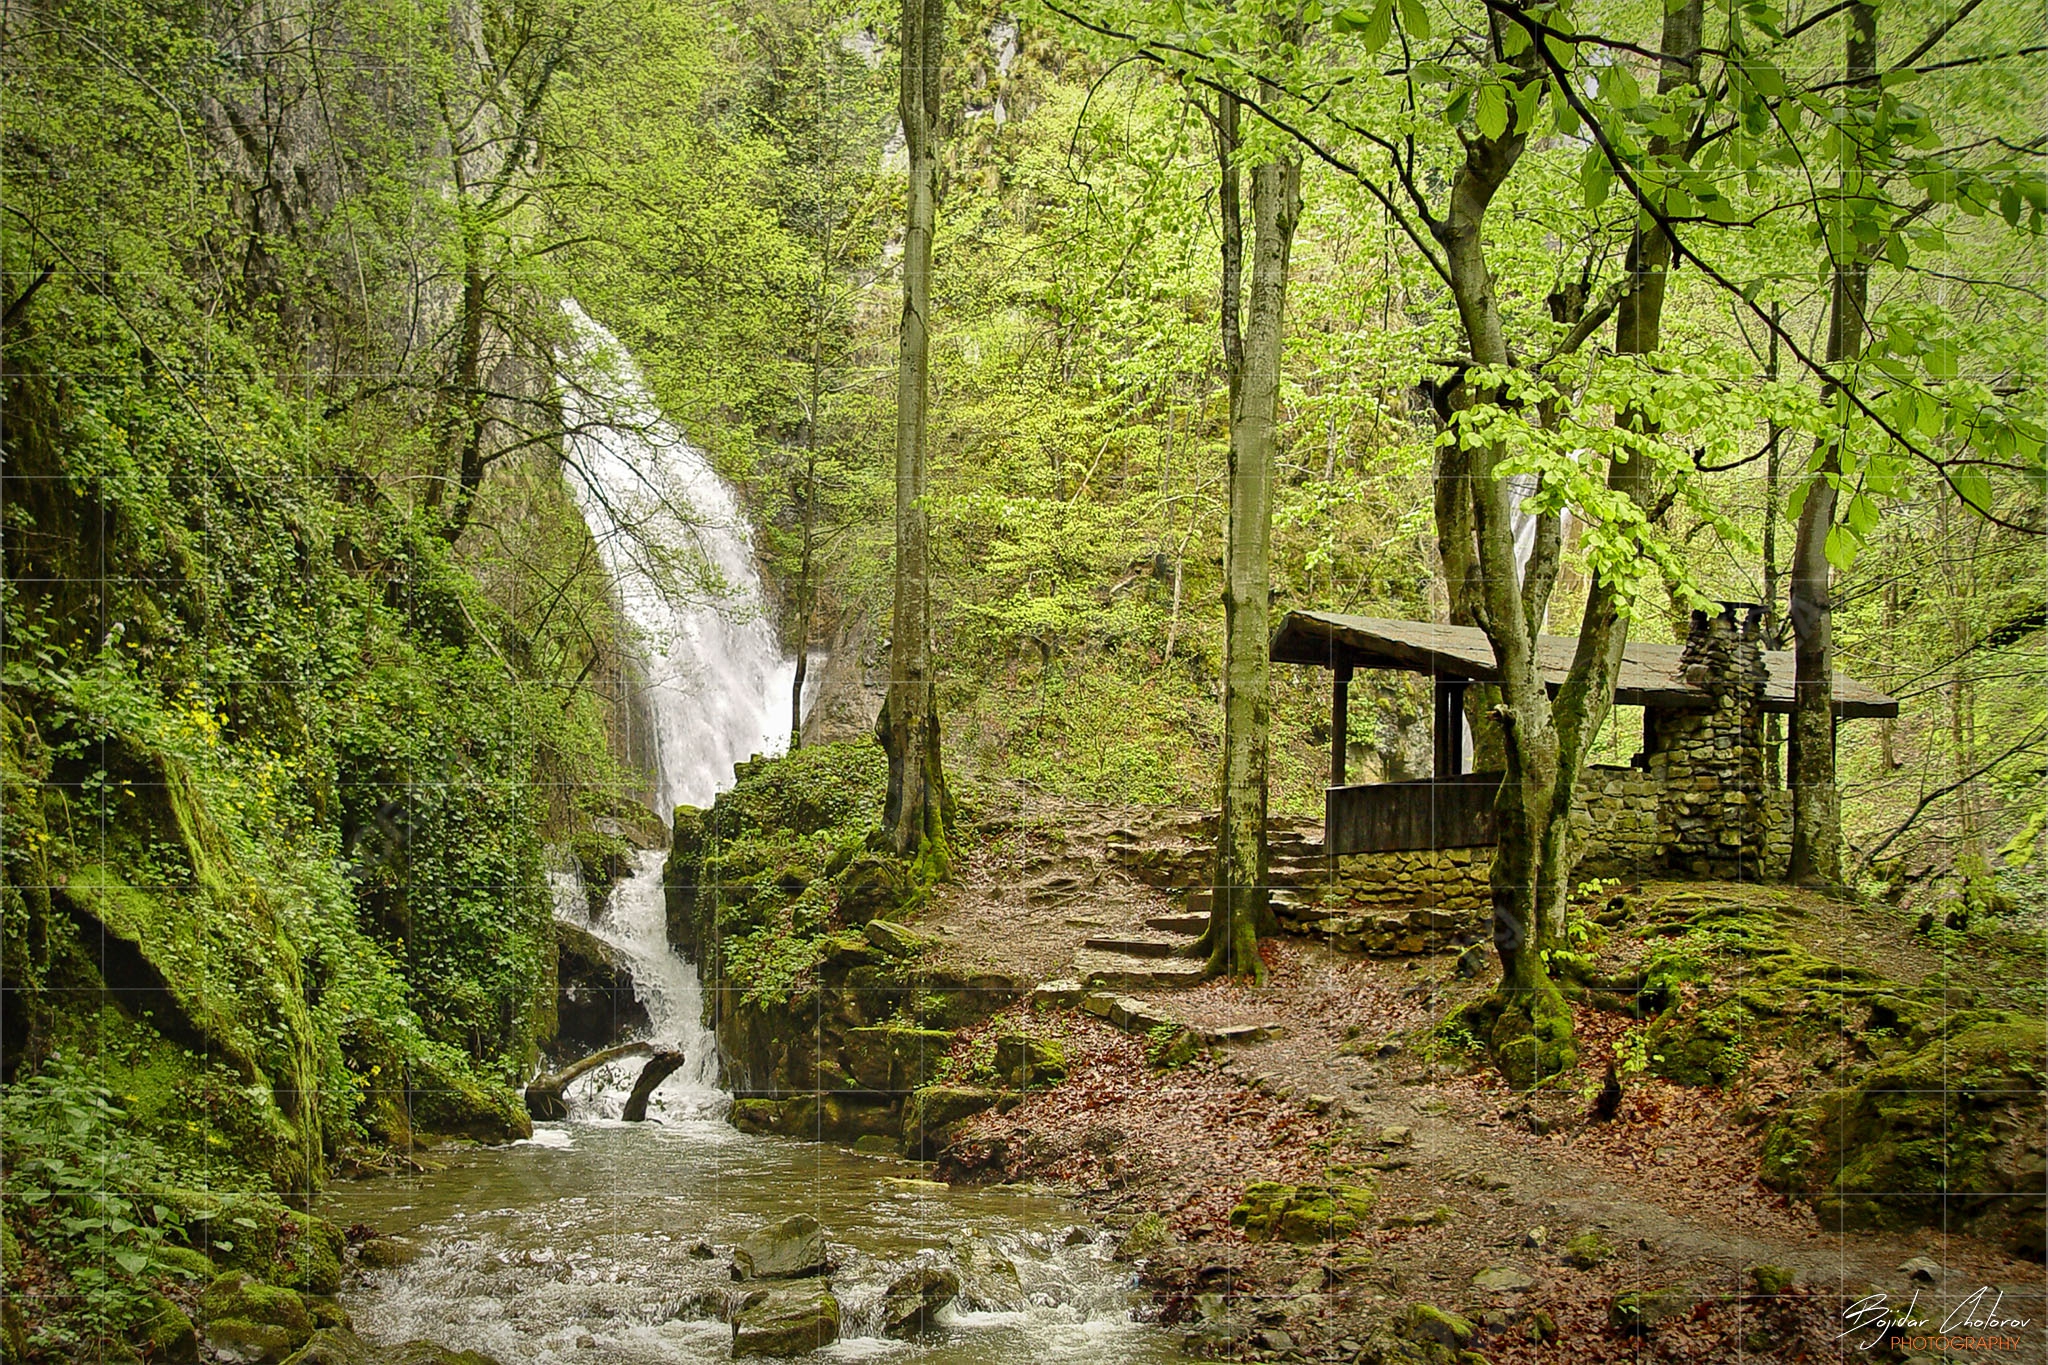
1202, 89, 1299, 981
877, 0, 952, 872
1789, 0, 1874, 889
1442, 3, 1696, 1085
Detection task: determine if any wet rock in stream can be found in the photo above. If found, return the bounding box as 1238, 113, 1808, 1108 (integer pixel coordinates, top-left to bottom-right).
729, 1283, 842, 1357
948, 1235, 1026, 1312
730, 1213, 829, 1280
880, 1264, 962, 1335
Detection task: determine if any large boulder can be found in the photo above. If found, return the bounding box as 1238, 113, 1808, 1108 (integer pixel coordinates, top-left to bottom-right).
1760, 1014, 2046, 1254
730, 1283, 841, 1358
197, 1271, 313, 1364
552, 920, 648, 1054
903, 1086, 998, 1157
880, 1266, 960, 1336
731, 1214, 828, 1281
991, 1032, 1066, 1089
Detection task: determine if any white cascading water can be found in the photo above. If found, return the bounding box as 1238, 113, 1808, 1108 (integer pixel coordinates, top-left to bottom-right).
548, 303, 798, 1119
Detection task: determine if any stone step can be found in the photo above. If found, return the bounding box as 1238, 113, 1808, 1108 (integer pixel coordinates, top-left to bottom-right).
1145, 913, 1211, 934
1081, 934, 1193, 959
1074, 949, 1209, 991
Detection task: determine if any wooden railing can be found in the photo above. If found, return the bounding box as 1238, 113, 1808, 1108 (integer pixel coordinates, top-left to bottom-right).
1326, 772, 1502, 856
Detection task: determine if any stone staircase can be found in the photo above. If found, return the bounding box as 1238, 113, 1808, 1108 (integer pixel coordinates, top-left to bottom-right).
1068, 816, 1336, 988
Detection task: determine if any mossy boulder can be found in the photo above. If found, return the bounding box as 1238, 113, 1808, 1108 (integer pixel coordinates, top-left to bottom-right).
280, 1328, 381, 1365
1403, 1303, 1475, 1348
404, 1053, 531, 1145
991, 1032, 1066, 1089
197, 1271, 314, 1362
135, 1293, 199, 1365
1645, 1001, 1750, 1086
1229, 1179, 1377, 1243
730, 1283, 841, 1358
903, 1085, 999, 1156
165, 1194, 346, 1295
1760, 1014, 2045, 1246
842, 1025, 954, 1092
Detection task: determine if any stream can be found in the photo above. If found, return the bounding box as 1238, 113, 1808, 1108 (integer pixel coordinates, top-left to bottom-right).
314, 307, 1178, 1363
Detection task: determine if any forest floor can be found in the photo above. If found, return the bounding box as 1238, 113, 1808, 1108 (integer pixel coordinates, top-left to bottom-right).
907, 805, 2047, 1365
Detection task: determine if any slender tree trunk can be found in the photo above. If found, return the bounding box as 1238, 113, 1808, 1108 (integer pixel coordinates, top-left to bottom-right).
1789, 0, 1876, 887
877, 0, 952, 870
1206, 122, 1299, 981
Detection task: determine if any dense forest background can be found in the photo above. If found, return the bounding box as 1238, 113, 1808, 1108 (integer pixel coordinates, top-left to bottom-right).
0, 0, 2040, 1353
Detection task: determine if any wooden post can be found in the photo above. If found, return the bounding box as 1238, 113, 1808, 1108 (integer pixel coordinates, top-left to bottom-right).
1433, 679, 1468, 778
1331, 663, 1352, 786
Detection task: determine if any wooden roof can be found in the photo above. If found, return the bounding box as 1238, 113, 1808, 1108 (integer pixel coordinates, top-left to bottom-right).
1270, 610, 1898, 719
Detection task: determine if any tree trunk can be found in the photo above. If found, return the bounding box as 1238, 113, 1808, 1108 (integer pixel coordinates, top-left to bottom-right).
1196, 93, 1294, 982
524, 1040, 654, 1120
878, 0, 952, 870
1789, 0, 1875, 887
1205, 102, 1299, 980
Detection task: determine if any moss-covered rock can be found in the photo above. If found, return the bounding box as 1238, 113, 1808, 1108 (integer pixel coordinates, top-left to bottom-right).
1228, 1179, 1378, 1243
903, 1085, 999, 1156
197, 1270, 314, 1361
1646, 1000, 1750, 1085
1562, 1230, 1614, 1268
842, 1025, 954, 1092
991, 1032, 1066, 1089
135, 1293, 199, 1365
1760, 1013, 2045, 1247
838, 857, 914, 926
163, 1195, 346, 1295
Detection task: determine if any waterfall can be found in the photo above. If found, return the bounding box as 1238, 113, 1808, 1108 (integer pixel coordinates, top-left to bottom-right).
549, 303, 797, 1118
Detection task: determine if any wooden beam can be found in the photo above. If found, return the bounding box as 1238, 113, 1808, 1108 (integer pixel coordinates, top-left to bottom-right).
1433, 679, 1468, 778
1331, 664, 1352, 786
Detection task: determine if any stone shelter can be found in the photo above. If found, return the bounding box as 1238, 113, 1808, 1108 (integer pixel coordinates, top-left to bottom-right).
1267, 605, 1899, 944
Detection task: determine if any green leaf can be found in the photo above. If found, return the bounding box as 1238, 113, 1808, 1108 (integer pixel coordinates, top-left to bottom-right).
1923, 338, 1959, 381
1361, 0, 1394, 53
1951, 465, 1994, 514
1397, 0, 1431, 40
1445, 88, 1471, 125
1475, 81, 1509, 139
1824, 524, 1858, 570
1332, 6, 1374, 33
1599, 62, 1641, 110
1846, 493, 1879, 537
114, 1250, 149, 1277
1581, 148, 1614, 209
1552, 86, 1582, 136
1514, 78, 1544, 133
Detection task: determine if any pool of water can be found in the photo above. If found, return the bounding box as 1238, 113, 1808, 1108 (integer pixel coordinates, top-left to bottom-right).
319, 1115, 1180, 1363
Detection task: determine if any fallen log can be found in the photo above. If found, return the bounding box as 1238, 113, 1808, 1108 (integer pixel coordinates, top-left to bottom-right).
525, 1040, 654, 1120
621, 1050, 688, 1122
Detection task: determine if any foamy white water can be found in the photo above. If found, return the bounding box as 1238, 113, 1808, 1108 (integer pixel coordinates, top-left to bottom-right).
550, 302, 799, 1117
560, 302, 795, 815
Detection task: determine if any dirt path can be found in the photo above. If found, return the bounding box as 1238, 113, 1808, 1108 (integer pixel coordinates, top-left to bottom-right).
919, 817, 2044, 1364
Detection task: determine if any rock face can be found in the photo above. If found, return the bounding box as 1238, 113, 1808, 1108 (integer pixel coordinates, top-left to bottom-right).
662, 746, 1024, 1147
730, 1283, 841, 1358
731, 1215, 828, 1281
552, 920, 648, 1055
880, 1265, 960, 1335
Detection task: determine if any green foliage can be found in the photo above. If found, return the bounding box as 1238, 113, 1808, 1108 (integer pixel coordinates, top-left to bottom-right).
0, 1054, 201, 1353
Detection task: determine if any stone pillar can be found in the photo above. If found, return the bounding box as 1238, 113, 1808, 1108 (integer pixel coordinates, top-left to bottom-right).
1656, 604, 1770, 879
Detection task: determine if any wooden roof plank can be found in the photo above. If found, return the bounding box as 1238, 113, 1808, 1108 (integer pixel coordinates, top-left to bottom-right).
1270, 610, 1899, 719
